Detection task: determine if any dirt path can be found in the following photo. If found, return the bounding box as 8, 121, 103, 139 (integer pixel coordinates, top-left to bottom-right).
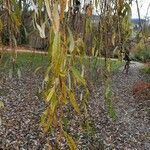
89, 61, 150, 149
0, 47, 48, 54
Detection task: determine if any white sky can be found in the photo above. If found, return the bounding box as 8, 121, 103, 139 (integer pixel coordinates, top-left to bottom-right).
83, 0, 150, 19
132, 0, 150, 18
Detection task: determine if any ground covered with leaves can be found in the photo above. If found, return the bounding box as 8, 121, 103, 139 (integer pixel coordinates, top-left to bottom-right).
0, 60, 150, 149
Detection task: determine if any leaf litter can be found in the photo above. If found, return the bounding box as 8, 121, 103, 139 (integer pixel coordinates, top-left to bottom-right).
0, 62, 149, 149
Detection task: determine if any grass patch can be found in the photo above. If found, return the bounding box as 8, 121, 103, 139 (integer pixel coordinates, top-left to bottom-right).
0, 52, 123, 79
83, 56, 123, 72
0, 52, 49, 76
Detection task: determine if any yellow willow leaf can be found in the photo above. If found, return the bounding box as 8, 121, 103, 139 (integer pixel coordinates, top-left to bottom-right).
0, 117, 2, 126
0, 19, 3, 31
0, 101, 4, 108
11, 12, 21, 27
80, 92, 83, 101
34, 66, 42, 75
112, 33, 116, 46
46, 86, 55, 102
68, 72, 71, 90
17, 68, 21, 79
59, 71, 66, 77
51, 33, 61, 75
69, 91, 80, 114
113, 46, 119, 56
44, 0, 52, 20
63, 131, 78, 150
50, 94, 58, 113
60, 0, 67, 20
52, 33, 60, 61
68, 27, 75, 53
76, 38, 85, 56
61, 81, 68, 104
71, 67, 86, 86
107, 60, 112, 72
52, 3, 60, 33
44, 65, 52, 82
81, 65, 85, 78
48, 27, 54, 56
38, 0, 43, 10
35, 21, 46, 38
92, 46, 96, 56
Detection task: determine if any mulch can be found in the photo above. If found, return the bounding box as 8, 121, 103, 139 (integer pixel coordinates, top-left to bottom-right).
0, 62, 150, 149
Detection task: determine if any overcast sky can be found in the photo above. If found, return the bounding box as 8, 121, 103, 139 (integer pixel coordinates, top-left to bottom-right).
132, 0, 150, 18
82, 0, 150, 19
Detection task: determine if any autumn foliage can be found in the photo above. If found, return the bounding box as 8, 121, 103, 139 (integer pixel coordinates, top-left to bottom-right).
133, 80, 150, 96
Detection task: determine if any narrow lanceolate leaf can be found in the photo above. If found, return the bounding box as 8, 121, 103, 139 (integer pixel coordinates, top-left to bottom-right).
0, 117, 2, 126
68, 72, 72, 90
63, 131, 78, 150
112, 33, 116, 46
35, 21, 46, 38
52, 3, 60, 33
81, 65, 85, 77
60, 0, 67, 20
61, 81, 68, 104
51, 33, 61, 75
0, 19, 3, 31
38, 0, 43, 10
68, 27, 75, 53
34, 66, 42, 75
69, 91, 80, 114
50, 94, 58, 113
71, 67, 86, 85
46, 86, 55, 102
9, 69, 13, 79
44, 0, 52, 20
0, 101, 4, 108
17, 68, 21, 79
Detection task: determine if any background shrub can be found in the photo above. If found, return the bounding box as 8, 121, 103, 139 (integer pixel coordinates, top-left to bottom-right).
141, 63, 150, 74
133, 46, 150, 63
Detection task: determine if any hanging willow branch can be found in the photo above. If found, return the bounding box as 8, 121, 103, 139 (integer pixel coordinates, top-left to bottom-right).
32, 0, 89, 149
31, 0, 133, 148
0, 0, 132, 149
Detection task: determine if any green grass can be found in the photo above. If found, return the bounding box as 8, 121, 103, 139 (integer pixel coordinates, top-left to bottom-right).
82, 56, 123, 72
0, 52, 123, 79
0, 52, 49, 75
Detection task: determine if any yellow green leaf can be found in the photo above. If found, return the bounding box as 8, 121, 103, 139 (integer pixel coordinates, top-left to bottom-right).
34, 66, 42, 75
63, 131, 78, 150
51, 33, 61, 76
0, 101, 4, 108
50, 94, 58, 113
71, 67, 86, 85
52, 3, 60, 33
44, 0, 52, 20
61, 81, 68, 104
68, 27, 75, 53
46, 86, 55, 102
68, 91, 80, 114
0, 19, 3, 31
17, 68, 21, 79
